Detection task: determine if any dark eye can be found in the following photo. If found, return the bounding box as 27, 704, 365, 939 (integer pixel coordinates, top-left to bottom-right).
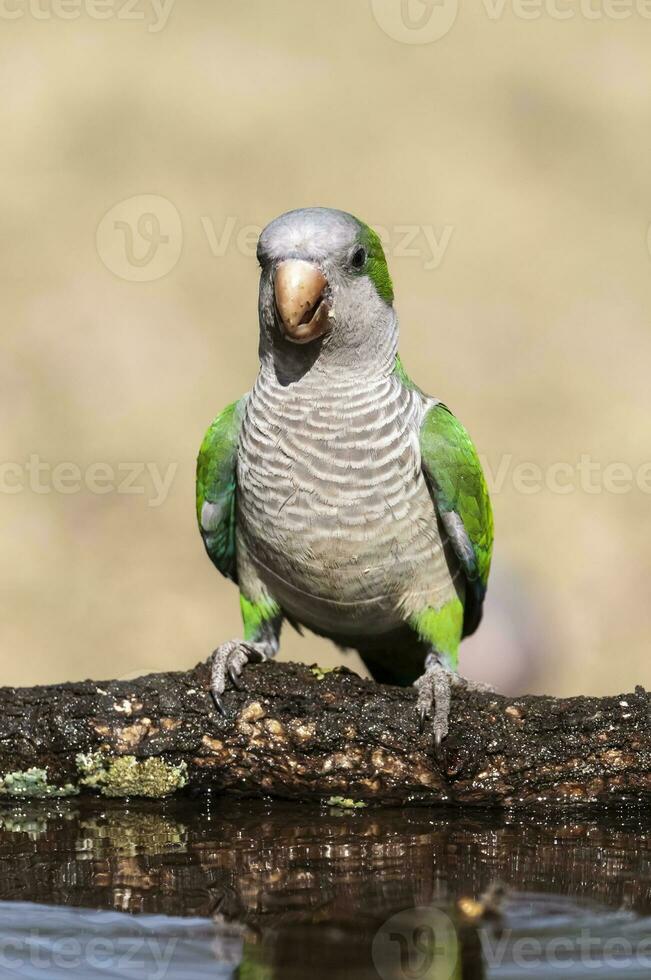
350, 246, 366, 270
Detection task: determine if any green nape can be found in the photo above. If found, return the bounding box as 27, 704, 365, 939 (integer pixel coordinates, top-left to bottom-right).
356, 221, 394, 304
240, 594, 281, 641
409, 597, 464, 668
393, 353, 422, 392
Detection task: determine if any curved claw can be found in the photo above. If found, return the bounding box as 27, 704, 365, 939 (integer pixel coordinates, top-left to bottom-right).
418, 703, 429, 734
228, 662, 244, 690
212, 690, 226, 716
244, 647, 266, 665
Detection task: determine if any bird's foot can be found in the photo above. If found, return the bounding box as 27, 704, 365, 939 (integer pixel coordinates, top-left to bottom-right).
209, 639, 268, 716
414, 656, 494, 745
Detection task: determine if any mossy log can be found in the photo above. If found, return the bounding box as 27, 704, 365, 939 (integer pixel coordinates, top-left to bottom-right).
0, 660, 649, 806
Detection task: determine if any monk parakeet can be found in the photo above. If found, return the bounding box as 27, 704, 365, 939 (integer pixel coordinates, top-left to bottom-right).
196, 208, 493, 742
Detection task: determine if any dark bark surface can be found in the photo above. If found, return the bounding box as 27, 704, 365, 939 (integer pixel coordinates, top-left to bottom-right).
0, 659, 649, 806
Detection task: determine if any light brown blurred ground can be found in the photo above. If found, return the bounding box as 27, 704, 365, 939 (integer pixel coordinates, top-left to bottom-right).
2, 0, 651, 695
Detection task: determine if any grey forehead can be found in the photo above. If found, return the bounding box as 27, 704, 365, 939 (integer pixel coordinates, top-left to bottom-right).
258, 208, 361, 264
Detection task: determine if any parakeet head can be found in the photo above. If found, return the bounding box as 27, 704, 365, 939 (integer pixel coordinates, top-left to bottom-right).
256, 208, 397, 375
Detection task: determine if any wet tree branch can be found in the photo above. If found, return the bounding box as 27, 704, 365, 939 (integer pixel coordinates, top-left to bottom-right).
0, 660, 649, 806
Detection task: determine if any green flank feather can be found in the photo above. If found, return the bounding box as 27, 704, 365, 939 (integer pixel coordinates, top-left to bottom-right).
240, 594, 281, 641
409, 597, 465, 667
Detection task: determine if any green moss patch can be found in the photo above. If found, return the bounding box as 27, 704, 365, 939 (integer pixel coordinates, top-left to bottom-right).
76, 752, 188, 798
0, 768, 78, 798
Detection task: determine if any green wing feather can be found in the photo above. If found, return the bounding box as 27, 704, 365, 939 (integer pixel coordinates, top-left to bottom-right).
419, 401, 494, 636
196, 397, 247, 583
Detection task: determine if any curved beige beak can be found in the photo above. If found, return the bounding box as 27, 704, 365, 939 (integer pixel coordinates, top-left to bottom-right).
274, 259, 330, 344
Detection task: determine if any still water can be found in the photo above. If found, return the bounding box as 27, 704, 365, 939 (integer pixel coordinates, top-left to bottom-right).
0, 798, 648, 978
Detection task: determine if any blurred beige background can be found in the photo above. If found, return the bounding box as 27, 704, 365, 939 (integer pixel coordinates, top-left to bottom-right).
2, 0, 651, 696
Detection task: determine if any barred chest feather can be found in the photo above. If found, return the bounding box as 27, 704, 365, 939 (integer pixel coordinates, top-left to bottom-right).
236, 370, 456, 636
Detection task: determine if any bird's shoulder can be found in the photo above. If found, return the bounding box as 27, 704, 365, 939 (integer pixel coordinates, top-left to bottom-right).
196, 395, 249, 582
198, 394, 248, 461
394, 353, 492, 587
196, 395, 249, 511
